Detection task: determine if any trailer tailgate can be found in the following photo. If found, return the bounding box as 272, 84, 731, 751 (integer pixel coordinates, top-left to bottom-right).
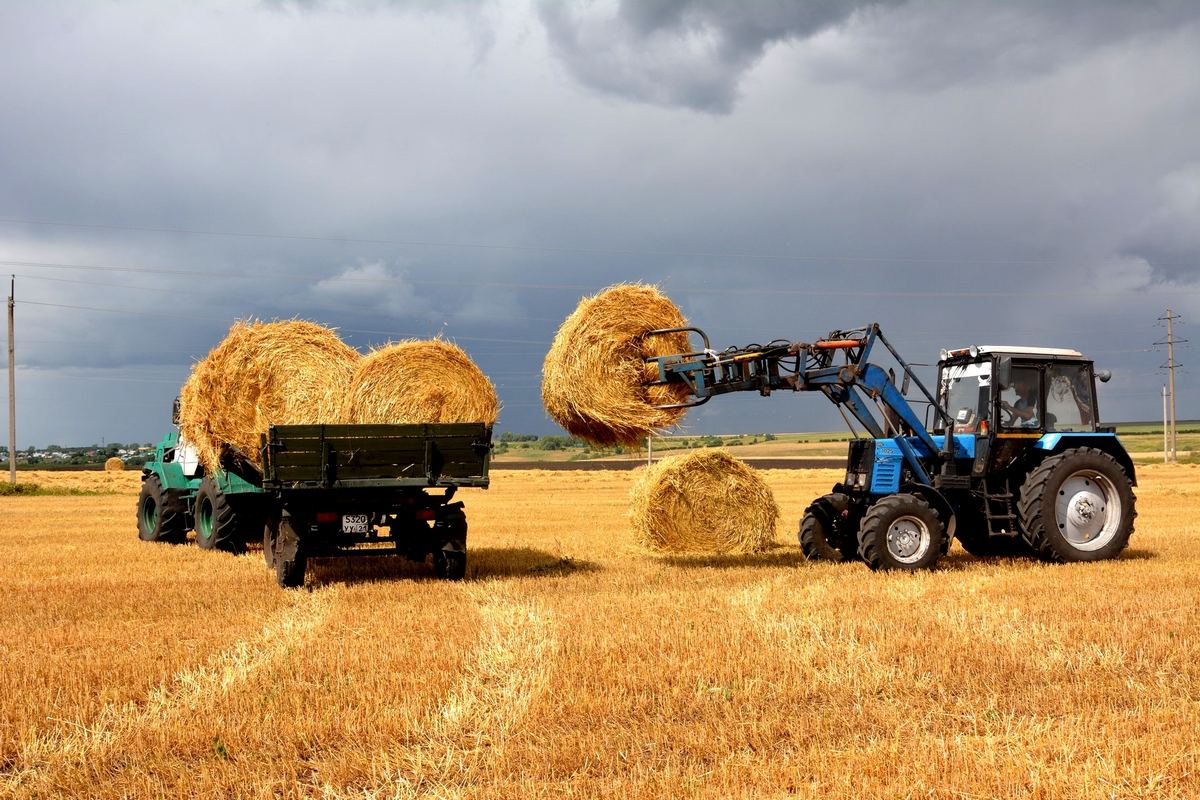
261, 423, 491, 489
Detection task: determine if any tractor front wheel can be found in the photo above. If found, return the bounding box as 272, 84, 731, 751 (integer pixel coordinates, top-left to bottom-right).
1018, 448, 1136, 562
858, 493, 946, 571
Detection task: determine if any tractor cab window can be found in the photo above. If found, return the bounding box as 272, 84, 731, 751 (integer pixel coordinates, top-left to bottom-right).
999, 366, 1042, 429
940, 361, 991, 432
1046, 364, 1095, 431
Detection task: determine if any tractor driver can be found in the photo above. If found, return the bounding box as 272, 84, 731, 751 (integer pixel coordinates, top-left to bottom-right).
1000, 372, 1039, 428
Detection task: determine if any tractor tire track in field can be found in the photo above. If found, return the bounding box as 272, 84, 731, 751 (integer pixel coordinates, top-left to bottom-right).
4, 587, 336, 794
350, 582, 557, 800
729, 571, 1075, 692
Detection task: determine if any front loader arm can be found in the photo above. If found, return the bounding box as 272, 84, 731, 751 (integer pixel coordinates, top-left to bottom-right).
645, 323, 956, 479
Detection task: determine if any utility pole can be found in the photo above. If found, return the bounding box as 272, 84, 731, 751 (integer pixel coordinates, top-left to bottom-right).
1156, 309, 1184, 463
7, 276, 15, 484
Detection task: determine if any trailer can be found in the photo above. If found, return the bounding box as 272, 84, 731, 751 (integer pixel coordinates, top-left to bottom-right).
137, 417, 492, 587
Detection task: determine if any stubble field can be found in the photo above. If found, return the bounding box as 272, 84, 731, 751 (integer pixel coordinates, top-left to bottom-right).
1, 464, 1198, 799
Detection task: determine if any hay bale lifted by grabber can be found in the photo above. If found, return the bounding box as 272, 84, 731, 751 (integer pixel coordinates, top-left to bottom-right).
630, 449, 779, 554
542, 283, 693, 447
341, 339, 499, 426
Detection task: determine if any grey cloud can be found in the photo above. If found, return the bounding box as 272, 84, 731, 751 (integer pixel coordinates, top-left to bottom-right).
1119, 163, 1200, 283
537, 0, 1200, 111
537, 0, 905, 112
802, 0, 1200, 92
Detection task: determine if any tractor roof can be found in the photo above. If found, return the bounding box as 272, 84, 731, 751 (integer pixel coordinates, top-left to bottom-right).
941, 345, 1085, 361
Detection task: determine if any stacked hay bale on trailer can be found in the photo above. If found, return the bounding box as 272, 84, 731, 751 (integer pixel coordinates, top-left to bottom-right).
341, 339, 499, 426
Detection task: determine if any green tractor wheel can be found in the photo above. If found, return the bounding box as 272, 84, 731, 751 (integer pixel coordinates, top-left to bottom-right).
136, 474, 186, 544
193, 476, 243, 553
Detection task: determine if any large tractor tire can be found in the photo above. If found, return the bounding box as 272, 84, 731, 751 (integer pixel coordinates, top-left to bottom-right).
193, 476, 243, 553
264, 514, 307, 588
798, 492, 858, 562
1018, 448, 1136, 563
857, 493, 947, 571
136, 474, 187, 544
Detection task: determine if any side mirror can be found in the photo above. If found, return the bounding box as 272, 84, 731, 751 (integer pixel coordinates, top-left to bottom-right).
995, 356, 1012, 388
172, 396, 182, 426
1096, 369, 1112, 383
901, 371, 911, 396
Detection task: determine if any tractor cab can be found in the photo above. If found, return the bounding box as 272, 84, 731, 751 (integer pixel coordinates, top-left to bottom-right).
937, 345, 1105, 437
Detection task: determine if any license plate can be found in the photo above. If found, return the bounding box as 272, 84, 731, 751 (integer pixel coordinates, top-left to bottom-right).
342, 514, 369, 534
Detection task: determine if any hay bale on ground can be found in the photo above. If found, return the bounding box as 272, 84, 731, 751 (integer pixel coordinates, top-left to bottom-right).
104, 457, 124, 471
542, 284, 692, 447
179, 320, 360, 473
630, 449, 779, 554
340, 339, 499, 425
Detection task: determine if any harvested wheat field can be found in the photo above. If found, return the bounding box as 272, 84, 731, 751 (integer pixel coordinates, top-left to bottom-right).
2, 464, 1198, 798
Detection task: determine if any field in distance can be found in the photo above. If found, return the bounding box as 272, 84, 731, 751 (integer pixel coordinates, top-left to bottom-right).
493, 424, 1200, 463
3, 464, 1198, 797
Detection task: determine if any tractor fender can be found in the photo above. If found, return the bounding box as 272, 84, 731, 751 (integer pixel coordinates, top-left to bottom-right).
899, 483, 956, 546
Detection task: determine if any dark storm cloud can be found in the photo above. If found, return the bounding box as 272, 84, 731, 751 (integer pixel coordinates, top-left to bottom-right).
537, 0, 906, 112
538, 0, 1200, 112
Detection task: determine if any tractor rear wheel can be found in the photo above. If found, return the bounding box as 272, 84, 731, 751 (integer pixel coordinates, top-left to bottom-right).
858, 493, 946, 571
136, 474, 186, 544
1018, 448, 1136, 562
799, 492, 858, 562
193, 476, 242, 553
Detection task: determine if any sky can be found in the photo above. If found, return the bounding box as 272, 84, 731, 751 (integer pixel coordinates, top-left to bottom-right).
1, 0, 1198, 447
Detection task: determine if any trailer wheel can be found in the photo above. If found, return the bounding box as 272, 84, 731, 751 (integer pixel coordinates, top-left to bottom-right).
193, 476, 243, 553
798, 492, 858, 562
265, 515, 307, 588
1018, 447, 1136, 563
857, 493, 946, 571
434, 546, 467, 581
136, 475, 186, 544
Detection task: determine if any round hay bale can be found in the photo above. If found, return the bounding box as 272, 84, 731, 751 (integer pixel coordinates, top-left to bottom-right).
341, 339, 499, 425
104, 456, 124, 471
542, 284, 692, 447
630, 449, 779, 554
179, 320, 360, 473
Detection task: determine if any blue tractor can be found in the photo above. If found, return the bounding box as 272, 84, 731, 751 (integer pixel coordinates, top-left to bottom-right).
645, 323, 1136, 571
